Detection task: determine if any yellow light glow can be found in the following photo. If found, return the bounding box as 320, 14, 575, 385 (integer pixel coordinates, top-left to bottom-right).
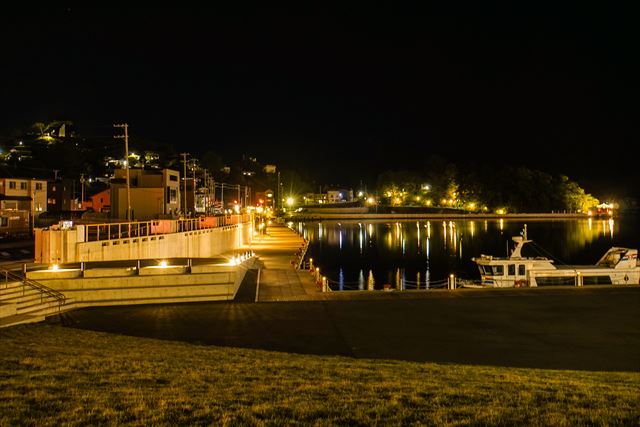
159, 260, 168, 267
51, 264, 59, 271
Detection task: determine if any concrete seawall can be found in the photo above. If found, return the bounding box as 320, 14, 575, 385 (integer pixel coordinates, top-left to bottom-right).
35, 221, 253, 264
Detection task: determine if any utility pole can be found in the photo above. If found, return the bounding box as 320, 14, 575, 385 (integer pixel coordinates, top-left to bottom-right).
80, 174, 85, 209
277, 171, 281, 211
192, 159, 196, 213
203, 170, 208, 214
113, 123, 131, 221
180, 152, 189, 216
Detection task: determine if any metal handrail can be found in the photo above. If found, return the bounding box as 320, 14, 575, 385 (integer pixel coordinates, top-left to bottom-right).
3, 269, 66, 307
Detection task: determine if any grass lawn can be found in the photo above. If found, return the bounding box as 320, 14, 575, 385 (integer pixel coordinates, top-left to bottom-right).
1, 323, 638, 426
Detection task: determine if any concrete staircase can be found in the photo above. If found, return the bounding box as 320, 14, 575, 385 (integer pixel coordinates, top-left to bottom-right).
0, 277, 69, 327
0, 256, 259, 328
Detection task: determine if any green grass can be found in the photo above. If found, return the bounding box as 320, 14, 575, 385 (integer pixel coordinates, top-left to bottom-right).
1, 324, 638, 426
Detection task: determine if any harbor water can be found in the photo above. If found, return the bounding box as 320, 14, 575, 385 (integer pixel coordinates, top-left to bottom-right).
292, 215, 639, 291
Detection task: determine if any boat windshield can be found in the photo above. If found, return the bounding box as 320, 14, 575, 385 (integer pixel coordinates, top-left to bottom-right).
480, 265, 504, 276
597, 249, 625, 268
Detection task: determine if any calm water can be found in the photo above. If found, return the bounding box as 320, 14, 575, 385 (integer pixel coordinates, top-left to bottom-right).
292, 215, 639, 291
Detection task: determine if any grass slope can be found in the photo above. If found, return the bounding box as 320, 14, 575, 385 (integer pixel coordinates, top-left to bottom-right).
1, 324, 638, 426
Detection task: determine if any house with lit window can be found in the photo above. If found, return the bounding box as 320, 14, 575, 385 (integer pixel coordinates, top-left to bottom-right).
46, 178, 75, 212
0, 177, 47, 216
326, 189, 353, 204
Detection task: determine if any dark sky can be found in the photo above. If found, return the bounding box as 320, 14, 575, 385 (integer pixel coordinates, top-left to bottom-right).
0, 6, 637, 198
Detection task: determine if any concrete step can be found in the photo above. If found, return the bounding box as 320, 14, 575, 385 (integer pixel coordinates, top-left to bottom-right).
0, 313, 45, 328
0, 280, 26, 291
17, 298, 70, 316
0, 287, 43, 303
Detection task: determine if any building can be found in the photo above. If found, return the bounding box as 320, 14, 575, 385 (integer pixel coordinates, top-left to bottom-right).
46, 178, 76, 212
89, 188, 111, 213
326, 189, 353, 204
0, 177, 47, 216
110, 168, 180, 220
255, 189, 275, 210
303, 193, 328, 205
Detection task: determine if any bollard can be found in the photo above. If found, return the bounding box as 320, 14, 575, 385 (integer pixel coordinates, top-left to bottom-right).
322, 277, 328, 292
448, 274, 455, 290
576, 271, 582, 287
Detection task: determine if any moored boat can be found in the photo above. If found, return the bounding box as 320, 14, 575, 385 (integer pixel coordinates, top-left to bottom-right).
471, 226, 640, 287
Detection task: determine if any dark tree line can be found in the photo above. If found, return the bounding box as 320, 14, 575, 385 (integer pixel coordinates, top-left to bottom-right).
376, 157, 598, 213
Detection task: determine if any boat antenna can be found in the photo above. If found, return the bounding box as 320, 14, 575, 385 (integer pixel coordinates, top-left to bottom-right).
521, 224, 528, 240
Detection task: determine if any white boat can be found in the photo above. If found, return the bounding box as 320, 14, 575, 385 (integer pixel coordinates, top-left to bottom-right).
471, 227, 640, 287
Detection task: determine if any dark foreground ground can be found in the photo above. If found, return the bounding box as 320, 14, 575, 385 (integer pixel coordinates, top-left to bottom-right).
55, 286, 640, 372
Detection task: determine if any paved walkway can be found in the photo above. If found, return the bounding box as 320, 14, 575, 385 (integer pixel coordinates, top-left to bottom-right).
247, 223, 320, 301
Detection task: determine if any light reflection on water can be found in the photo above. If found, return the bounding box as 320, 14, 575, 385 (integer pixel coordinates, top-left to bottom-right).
294, 216, 638, 291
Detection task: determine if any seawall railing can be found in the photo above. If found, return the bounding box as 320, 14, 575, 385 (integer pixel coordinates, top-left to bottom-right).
82, 214, 252, 242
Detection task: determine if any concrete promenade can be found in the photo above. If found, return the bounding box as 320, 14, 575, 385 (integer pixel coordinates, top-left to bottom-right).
55, 222, 640, 372
248, 223, 319, 301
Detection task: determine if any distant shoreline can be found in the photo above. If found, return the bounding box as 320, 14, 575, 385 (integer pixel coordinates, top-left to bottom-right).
288, 212, 590, 221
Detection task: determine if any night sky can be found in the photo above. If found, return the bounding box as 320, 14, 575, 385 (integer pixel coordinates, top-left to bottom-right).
1, 6, 637, 198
